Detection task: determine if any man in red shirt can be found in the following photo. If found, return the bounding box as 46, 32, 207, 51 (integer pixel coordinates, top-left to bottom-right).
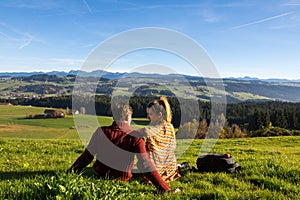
68, 103, 171, 192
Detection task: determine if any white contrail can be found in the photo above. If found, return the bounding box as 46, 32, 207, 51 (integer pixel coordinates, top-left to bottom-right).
229, 11, 294, 30
82, 0, 93, 14
0, 31, 10, 39
19, 36, 33, 49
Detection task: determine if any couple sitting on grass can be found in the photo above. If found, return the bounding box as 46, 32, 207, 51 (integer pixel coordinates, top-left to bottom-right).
68, 96, 181, 193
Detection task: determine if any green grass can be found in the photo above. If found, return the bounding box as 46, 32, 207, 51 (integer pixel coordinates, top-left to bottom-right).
231, 92, 270, 101
0, 105, 114, 139
0, 105, 153, 139
0, 105, 299, 199
0, 137, 299, 199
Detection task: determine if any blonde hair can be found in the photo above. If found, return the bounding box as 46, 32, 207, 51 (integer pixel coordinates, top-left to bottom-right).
147, 96, 172, 123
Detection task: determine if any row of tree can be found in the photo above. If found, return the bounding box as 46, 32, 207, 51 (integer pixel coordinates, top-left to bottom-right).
5, 95, 300, 134
176, 114, 300, 139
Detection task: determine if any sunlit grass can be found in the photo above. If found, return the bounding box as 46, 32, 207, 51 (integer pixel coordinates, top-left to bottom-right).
0, 105, 299, 199
0, 137, 299, 199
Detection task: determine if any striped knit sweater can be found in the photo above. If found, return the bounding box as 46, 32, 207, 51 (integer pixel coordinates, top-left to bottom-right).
143, 122, 181, 182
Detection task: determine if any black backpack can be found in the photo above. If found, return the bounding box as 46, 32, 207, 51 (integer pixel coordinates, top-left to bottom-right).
196, 153, 240, 173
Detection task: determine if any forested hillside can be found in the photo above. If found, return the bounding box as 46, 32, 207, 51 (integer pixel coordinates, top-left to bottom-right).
1, 72, 300, 102
5, 95, 300, 138
2, 72, 300, 138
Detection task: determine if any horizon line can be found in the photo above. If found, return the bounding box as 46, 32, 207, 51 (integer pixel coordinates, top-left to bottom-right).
0, 70, 300, 81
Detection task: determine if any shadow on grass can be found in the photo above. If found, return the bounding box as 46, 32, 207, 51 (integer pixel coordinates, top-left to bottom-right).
0, 170, 57, 181
0, 167, 148, 187
0, 167, 97, 181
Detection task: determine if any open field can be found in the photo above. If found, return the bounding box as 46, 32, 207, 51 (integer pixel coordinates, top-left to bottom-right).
0, 105, 147, 139
0, 105, 299, 199
0, 105, 113, 139
0, 137, 299, 199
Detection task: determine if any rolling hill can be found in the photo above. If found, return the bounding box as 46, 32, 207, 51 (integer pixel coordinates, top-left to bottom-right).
1, 70, 300, 103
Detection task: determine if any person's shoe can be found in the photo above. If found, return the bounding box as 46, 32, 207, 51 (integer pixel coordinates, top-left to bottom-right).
170, 188, 181, 194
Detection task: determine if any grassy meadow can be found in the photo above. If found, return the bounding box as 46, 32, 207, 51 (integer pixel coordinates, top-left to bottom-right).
0, 105, 299, 199
0, 105, 114, 139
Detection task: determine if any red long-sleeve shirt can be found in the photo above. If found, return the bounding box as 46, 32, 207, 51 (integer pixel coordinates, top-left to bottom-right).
69, 121, 170, 192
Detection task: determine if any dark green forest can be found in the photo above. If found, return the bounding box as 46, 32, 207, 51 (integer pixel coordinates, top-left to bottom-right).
5, 95, 300, 138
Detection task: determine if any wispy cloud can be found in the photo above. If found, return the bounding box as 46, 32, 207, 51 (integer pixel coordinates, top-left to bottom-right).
128, 2, 254, 10
282, 3, 300, 6
0, 1, 57, 10
80, 43, 97, 48
213, 2, 254, 8
229, 12, 294, 30
50, 58, 84, 66
200, 9, 223, 23
0, 56, 84, 72
86, 3, 204, 13
0, 23, 40, 49
281, 0, 300, 6
0, 31, 10, 39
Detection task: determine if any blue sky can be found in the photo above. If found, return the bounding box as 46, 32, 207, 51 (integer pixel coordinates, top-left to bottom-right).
0, 0, 299, 79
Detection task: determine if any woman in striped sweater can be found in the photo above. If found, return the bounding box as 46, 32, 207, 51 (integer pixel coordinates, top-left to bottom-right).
138, 96, 181, 183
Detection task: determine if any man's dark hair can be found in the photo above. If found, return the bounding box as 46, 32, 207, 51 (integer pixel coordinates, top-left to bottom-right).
111, 103, 133, 121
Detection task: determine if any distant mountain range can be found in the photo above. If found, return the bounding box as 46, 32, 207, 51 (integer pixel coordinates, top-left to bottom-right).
1, 70, 300, 83
1, 70, 300, 103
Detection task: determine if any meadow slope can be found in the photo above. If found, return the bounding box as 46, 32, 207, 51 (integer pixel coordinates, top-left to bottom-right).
0, 105, 299, 199
0, 137, 299, 199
